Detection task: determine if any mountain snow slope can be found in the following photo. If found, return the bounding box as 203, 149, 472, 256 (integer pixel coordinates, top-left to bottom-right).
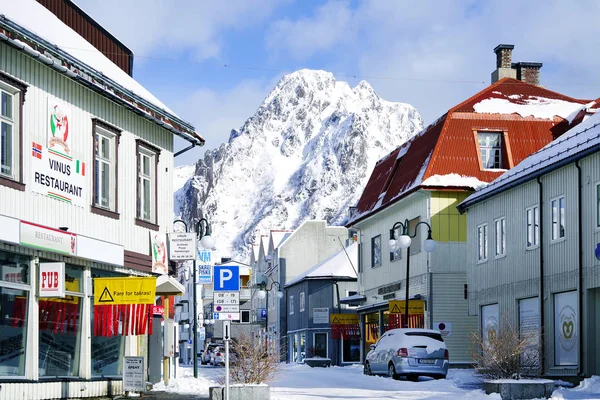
178, 69, 424, 261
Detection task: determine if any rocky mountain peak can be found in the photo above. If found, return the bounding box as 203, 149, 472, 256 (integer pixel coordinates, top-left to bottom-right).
177, 70, 424, 261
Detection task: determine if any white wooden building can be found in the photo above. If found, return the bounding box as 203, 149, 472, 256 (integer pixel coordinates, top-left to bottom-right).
0, 1, 203, 398
458, 103, 600, 377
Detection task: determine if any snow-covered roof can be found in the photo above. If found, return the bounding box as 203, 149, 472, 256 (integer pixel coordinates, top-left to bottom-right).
271, 230, 293, 251
340, 293, 365, 303
421, 174, 489, 191
0, 0, 203, 145
285, 242, 358, 287
459, 110, 600, 212
251, 244, 260, 263
473, 95, 586, 120
260, 236, 270, 260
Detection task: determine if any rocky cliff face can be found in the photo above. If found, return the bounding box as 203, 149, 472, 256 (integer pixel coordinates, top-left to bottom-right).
177, 69, 424, 260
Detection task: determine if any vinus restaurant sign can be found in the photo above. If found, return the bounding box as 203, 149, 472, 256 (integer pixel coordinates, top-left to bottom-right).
30, 99, 87, 207
20, 221, 77, 256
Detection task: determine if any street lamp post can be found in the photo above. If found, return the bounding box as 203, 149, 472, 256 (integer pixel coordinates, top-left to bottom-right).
389, 219, 436, 328
257, 281, 283, 350
173, 218, 215, 378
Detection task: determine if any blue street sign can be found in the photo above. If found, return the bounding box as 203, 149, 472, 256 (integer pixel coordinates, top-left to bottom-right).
261, 309, 267, 319
214, 312, 219, 320
213, 265, 240, 291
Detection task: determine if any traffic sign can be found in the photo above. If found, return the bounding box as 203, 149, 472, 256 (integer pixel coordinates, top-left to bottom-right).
213, 312, 240, 321
213, 265, 240, 291
214, 291, 239, 305
215, 305, 239, 313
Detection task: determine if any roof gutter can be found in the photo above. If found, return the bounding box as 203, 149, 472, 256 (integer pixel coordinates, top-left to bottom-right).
458, 142, 600, 214
0, 16, 204, 147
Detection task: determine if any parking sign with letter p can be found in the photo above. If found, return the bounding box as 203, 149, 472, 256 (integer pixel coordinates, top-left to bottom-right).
213, 265, 240, 291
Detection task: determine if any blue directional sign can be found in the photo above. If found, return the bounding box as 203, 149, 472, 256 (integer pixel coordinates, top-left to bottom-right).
213, 265, 240, 291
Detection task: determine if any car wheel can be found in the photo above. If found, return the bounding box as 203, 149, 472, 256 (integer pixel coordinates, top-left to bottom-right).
388, 363, 399, 380
364, 362, 372, 376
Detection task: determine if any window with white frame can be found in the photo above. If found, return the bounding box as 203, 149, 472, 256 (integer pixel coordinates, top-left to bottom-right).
408, 216, 422, 254
0, 79, 21, 182
299, 292, 305, 312
551, 196, 566, 240
389, 227, 402, 262
136, 141, 159, 225
477, 223, 488, 262
478, 132, 502, 169
371, 235, 381, 268
494, 217, 506, 257
526, 205, 539, 248
93, 123, 119, 213
289, 295, 294, 315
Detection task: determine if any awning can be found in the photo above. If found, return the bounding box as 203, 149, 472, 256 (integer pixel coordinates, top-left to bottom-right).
340, 293, 366, 306
156, 275, 185, 296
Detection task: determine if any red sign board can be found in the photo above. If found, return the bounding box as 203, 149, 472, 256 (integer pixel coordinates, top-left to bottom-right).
152, 305, 164, 316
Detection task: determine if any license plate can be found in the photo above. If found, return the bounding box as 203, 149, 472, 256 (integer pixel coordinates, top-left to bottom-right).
418, 359, 435, 364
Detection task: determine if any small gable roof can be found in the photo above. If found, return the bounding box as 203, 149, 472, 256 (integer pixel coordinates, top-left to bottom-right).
285, 242, 358, 287
348, 78, 590, 225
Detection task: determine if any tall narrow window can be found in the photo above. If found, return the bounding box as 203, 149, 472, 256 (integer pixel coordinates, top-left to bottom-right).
389, 227, 402, 262
551, 196, 566, 240
526, 206, 539, 248
495, 217, 506, 257
478, 223, 488, 262
408, 216, 422, 254
478, 132, 502, 169
92, 121, 120, 217
289, 295, 294, 315
299, 292, 305, 312
135, 140, 160, 229
371, 235, 381, 268
0, 74, 25, 188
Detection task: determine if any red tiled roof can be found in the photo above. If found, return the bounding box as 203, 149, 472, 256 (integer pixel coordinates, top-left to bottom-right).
348, 78, 592, 225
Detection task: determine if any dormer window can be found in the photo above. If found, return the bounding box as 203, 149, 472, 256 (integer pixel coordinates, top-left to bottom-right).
478, 132, 502, 169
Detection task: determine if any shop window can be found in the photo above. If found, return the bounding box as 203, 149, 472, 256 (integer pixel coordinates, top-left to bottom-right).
342, 338, 361, 363
0, 287, 28, 376
313, 332, 328, 358
90, 268, 126, 377
38, 263, 83, 378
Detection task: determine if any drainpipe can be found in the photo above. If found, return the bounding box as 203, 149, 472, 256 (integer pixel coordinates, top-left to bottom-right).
333, 281, 342, 366
537, 176, 545, 375
576, 161, 584, 376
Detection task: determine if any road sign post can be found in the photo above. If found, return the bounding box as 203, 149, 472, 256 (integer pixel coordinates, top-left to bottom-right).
223, 320, 231, 400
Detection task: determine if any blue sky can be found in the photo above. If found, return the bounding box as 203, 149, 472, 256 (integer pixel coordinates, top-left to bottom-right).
77, 0, 600, 166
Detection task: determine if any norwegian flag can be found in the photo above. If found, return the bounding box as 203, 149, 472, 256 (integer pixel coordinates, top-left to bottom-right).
32, 142, 42, 159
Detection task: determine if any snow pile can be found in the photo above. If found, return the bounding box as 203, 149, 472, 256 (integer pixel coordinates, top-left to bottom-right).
2, 0, 174, 113
180, 69, 424, 260
422, 174, 488, 191
473, 96, 584, 120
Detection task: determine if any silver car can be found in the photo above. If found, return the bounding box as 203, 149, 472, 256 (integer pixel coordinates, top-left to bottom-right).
364, 328, 449, 380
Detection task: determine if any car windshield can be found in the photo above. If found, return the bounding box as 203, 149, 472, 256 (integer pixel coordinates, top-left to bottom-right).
404, 332, 444, 342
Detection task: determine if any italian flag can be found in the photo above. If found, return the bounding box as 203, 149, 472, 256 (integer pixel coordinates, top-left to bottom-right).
75, 160, 85, 176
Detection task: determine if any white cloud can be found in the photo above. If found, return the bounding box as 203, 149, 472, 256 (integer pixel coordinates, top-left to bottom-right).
266, 0, 600, 124
267, 0, 355, 60
75, 0, 284, 60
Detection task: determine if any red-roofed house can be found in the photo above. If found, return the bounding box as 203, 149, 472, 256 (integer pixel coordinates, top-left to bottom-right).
346, 44, 592, 366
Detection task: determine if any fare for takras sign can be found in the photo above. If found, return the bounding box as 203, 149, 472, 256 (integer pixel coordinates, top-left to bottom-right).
39, 262, 65, 298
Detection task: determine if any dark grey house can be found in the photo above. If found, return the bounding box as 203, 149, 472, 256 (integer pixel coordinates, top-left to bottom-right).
284, 242, 360, 366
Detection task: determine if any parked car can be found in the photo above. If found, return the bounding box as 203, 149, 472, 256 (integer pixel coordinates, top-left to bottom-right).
364, 328, 449, 380
210, 346, 225, 366
201, 343, 219, 365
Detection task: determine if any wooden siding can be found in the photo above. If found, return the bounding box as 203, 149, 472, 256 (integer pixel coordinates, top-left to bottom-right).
431, 272, 476, 363
0, 43, 174, 262
430, 190, 469, 243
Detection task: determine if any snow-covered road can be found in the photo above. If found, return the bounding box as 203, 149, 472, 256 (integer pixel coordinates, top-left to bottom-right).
154, 363, 600, 400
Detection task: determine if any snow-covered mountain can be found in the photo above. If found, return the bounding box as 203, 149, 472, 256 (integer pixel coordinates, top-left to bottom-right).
178, 69, 424, 261
174, 165, 196, 218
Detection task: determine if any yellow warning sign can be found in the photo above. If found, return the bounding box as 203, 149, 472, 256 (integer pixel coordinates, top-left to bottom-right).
93, 277, 156, 305
329, 313, 359, 324
388, 299, 425, 315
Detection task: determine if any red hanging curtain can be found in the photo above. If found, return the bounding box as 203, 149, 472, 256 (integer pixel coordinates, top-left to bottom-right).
93, 303, 153, 337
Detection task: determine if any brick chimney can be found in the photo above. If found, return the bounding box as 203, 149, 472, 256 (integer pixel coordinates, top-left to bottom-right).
491, 44, 516, 84
513, 62, 543, 86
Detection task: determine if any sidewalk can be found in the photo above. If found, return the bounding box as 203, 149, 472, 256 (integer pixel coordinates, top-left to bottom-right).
135, 392, 209, 400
